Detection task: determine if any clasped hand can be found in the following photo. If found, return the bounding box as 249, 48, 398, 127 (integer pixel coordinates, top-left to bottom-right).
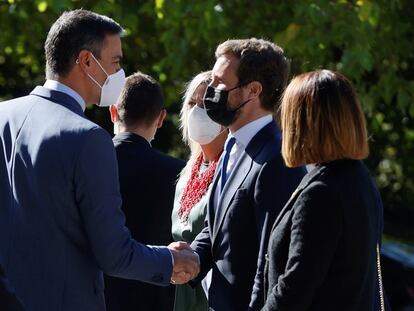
168, 241, 200, 285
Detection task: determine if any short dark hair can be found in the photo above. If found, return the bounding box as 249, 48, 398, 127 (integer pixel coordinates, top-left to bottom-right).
215, 38, 289, 111
281, 70, 369, 167
116, 72, 165, 128
45, 9, 123, 79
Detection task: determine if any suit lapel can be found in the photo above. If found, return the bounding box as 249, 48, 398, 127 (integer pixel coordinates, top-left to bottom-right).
207, 163, 222, 236
270, 165, 326, 232
212, 151, 253, 245
210, 121, 278, 245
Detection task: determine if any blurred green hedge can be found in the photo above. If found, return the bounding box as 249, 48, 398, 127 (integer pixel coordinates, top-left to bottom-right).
1, 0, 413, 240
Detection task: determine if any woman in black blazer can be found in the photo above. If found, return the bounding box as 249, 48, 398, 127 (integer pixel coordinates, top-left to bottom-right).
262, 70, 384, 311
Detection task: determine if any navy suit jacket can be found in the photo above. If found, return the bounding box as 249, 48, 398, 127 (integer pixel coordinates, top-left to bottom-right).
105, 132, 185, 311
191, 121, 305, 311
0, 87, 172, 311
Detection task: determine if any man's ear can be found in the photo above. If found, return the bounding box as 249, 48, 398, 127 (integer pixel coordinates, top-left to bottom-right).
156, 109, 167, 129
247, 81, 263, 99
76, 50, 92, 72
109, 105, 119, 124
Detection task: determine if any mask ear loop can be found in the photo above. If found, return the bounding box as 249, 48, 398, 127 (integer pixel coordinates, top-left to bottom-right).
86, 72, 104, 89
76, 54, 108, 89
85, 53, 110, 89
217, 125, 229, 136
229, 80, 253, 113
90, 53, 110, 77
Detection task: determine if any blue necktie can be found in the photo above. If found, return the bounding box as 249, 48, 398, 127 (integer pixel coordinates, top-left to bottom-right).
220, 137, 236, 192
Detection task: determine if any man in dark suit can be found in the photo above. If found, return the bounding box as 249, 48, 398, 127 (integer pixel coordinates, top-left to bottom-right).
105, 72, 185, 311
186, 39, 306, 310
0, 9, 198, 311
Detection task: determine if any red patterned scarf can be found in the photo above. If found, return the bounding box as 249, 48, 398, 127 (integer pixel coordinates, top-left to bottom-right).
178, 153, 220, 222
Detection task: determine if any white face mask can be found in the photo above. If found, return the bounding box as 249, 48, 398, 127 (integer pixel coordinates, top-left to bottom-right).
188, 105, 222, 145
87, 53, 126, 107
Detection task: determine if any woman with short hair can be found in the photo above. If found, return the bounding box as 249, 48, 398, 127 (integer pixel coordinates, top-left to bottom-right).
262, 69, 383, 311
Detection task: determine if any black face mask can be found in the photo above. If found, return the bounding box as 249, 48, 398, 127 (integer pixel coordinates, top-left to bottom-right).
203, 85, 251, 127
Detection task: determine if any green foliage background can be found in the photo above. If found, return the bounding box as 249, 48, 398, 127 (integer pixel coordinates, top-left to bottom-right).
0, 0, 413, 240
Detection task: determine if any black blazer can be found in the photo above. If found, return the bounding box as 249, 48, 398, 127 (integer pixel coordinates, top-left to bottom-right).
262, 160, 382, 311
0, 264, 24, 311
191, 121, 305, 311
104, 132, 185, 311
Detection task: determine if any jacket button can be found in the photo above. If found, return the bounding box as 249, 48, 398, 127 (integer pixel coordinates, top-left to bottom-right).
265, 253, 269, 261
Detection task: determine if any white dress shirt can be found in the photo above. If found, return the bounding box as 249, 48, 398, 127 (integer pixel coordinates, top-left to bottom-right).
44, 80, 86, 111
214, 114, 273, 208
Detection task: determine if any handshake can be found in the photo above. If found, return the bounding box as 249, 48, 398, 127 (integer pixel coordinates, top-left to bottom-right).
168, 241, 200, 285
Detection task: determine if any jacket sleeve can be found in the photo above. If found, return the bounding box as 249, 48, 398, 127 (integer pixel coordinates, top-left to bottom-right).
74, 128, 172, 286
262, 181, 341, 311
190, 217, 214, 285
249, 159, 305, 310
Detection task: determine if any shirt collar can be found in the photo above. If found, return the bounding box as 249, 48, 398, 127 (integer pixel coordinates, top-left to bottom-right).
229, 114, 273, 148
43, 80, 86, 111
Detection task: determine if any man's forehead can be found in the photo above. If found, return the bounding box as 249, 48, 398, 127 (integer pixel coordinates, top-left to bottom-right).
102, 34, 123, 57
214, 55, 232, 71
213, 54, 239, 79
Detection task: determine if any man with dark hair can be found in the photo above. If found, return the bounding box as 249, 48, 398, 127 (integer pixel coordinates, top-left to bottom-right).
0, 9, 198, 311
111, 72, 166, 132
105, 72, 185, 311
214, 38, 290, 112
183, 38, 306, 310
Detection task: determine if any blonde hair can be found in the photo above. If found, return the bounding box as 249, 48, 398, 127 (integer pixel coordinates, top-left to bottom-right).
281, 69, 369, 167
179, 70, 212, 178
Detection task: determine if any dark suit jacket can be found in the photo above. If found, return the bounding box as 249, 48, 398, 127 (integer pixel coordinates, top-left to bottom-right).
262, 160, 382, 311
105, 132, 185, 311
0, 87, 173, 311
0, 264, 24, 311
191, 121, 306, 311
